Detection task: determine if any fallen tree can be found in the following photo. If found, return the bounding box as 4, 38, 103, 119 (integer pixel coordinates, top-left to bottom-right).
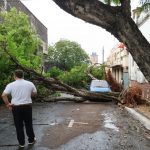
2, 45, 147, 107
3, 46, 120, 103
86, 64, 99, 80
2, 43, 146, 106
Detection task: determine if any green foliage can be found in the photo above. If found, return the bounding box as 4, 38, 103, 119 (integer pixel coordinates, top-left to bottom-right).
140, 1, 150, 12
0, 8, 42, 97
103, 0, 120, 5
47, 66, 63, 78
58, 64, 90, 88
91, 65, 106, 80
47, 40, 90, 71
50, 92, 61, 97
0, 8, 41, 69
44, 64, 106, 89
36, 85, 50, 97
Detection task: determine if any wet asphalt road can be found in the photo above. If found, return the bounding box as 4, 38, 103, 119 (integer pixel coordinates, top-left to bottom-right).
0, 102, 150, 150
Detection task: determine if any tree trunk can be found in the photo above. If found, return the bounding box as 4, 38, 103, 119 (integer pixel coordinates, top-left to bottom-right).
52, 0, 150, 82
113, 15, 150, 82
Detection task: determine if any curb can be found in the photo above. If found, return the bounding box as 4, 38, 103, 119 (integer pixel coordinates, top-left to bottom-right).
125, 107, 150, 130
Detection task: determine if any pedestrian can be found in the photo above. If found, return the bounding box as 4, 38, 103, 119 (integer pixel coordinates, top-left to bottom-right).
1, 69, 37, 148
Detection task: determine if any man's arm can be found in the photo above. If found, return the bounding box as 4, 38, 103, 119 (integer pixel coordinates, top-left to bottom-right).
1, 92, 12, 110
31, 83, 37, 97
31, 92, 37, 97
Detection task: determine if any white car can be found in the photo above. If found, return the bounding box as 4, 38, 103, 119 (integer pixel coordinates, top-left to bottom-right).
90, 80, 111, 92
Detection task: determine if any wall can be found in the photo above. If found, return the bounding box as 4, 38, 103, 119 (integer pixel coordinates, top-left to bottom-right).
139, 13, 150, 42
130, 80, 150, 101
128, 54, 147, 83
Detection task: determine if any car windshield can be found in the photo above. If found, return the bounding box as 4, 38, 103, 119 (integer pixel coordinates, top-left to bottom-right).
91, 80, 109, 88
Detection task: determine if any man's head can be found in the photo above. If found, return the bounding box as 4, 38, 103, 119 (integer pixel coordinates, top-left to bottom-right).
14, 69, 24, 79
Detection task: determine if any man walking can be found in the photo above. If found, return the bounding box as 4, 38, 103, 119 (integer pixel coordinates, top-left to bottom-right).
1, 69, 37, 148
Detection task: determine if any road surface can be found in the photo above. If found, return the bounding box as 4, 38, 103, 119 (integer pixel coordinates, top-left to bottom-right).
0, 102, 150, 150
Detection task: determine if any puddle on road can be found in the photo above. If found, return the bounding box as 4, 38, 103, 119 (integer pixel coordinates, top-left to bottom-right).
102, 113, 119, 132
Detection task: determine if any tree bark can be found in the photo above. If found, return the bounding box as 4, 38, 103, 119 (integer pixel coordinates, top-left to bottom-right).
52, 0, 150, 82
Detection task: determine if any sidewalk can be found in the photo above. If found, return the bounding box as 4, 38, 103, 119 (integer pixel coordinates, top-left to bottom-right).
125, 107, 150, 130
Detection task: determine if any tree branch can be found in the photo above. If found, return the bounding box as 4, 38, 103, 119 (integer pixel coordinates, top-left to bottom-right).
120, 0, 131, 16
52, 0, 120, 33
52, 0, 150, 82
2, 43, 120, 102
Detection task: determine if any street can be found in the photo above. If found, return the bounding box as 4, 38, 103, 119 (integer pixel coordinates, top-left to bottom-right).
0, 102, 150, 150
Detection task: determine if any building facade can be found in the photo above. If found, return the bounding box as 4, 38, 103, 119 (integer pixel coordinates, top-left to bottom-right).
90, 52, 98, 65
107, 43, 129, 88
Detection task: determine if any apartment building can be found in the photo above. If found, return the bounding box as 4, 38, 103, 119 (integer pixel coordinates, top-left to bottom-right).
90, 52, 98, 65
107, 43, 129, 88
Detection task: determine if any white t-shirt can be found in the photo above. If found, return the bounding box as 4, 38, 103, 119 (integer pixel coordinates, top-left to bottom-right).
3, 79, 37, 105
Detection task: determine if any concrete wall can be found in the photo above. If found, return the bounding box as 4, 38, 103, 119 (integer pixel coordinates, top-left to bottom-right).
139, 14, 150, 42
130, 80, 150, 101
128, 54, 147, 83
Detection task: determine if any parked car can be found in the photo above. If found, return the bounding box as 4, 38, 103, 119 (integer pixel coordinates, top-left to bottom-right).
90, 79, 111, 92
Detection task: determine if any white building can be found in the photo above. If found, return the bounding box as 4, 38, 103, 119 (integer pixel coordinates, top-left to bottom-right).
107, 43, 129, 88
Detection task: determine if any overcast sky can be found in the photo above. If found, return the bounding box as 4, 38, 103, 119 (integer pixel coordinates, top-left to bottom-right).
21, 0, 139, 62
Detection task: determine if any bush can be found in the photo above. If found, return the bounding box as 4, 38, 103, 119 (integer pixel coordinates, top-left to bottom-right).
91, 65, 105, 80
58, 64, 89, 88
47, 66, 63, 78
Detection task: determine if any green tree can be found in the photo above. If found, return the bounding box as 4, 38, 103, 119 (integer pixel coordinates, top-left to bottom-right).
91, 65, 106, 80
103, 0, 120, 5
58, 64, 89, 88
47, 66, 63, 78
47, 40, 90, 71
53, 0, 150, 82
0, 8, 41, 69
0, 8, 41, 94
